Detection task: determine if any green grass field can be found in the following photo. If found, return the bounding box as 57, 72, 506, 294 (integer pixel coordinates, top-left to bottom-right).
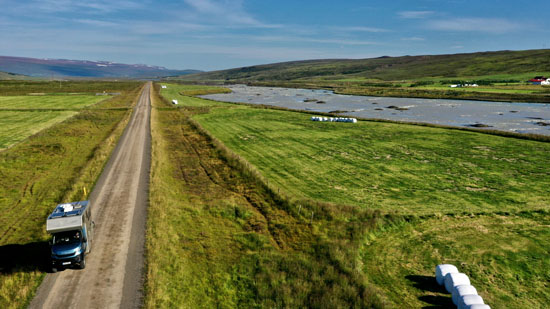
0, 82, 142, 308
0, 95, 105, 109
159, 83, 230, 106
148, 84, 388, 308
362, 213, 550, 308
0, 111, 76, 149
0, 95, 108, 150
0, 80, 139, 95
195, 106, 550, 215
155, 83, 550, 307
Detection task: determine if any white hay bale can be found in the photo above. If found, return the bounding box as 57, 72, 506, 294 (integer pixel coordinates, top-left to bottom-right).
465, 305, 490, 309
435, 264, 458, 285
465, 304, 490, 309
172, 99, 178, 105
452, 284, 478, 305
444, 272, 470, 293
458, 294, 484, 309
352, 118, 357, 123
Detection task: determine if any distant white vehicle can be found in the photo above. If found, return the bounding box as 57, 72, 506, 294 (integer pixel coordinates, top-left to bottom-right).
172, 99, 178, 105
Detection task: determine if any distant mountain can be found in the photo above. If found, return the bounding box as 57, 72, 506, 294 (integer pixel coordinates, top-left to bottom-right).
0, 56, 200, 78
181, 49, 550, 81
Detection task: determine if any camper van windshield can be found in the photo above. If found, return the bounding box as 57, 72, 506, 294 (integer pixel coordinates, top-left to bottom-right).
52, 231, 81, 245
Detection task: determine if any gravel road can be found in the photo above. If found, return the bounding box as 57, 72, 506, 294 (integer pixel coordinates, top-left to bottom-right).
29, 82, 151, 309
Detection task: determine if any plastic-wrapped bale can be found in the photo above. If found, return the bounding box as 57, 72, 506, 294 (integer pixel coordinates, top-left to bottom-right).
435, 264, 458, 285
444, 272, 470, 293
452, 284, 478, 305
458, 294, 484, 309
466, 304, 490, 309
352, 118, 357, 123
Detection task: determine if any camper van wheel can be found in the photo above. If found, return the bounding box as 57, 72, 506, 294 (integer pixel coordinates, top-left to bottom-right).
79, 254, 86, 269
51, 267, 58, 273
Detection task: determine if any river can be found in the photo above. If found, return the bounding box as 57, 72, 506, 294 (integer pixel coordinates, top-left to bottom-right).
201, 85, 550, 136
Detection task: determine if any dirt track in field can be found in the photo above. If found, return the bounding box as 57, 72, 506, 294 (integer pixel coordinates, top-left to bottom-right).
29, 82, 151, 309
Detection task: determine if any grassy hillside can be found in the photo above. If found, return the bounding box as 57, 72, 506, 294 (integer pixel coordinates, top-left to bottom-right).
0, 71, 31, 80
180, 49, 550, 82
153, 83, 550, 307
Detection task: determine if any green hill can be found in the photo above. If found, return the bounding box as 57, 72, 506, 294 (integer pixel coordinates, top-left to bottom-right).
0, 71, 31, 80
181, 49, 550, 82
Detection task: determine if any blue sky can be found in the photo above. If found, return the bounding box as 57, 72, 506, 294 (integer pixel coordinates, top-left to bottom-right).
1, 0, 549, 71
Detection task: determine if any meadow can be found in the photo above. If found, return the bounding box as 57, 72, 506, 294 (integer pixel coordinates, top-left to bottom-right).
0, 95, 108, 150
0, 80, 139, 95
148, 84, 386, 307
362, 212, 550, 308
0, 81, 142, 308
0, 95, 104, 109
194, 104, 550, 216
154, 83, 550, 307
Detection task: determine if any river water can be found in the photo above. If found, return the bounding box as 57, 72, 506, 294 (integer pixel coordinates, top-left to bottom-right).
201, 85, 550, 136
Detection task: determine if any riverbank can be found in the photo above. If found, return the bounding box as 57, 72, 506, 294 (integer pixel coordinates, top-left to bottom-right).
201, 85, 550, 137
246, 80, 550, 104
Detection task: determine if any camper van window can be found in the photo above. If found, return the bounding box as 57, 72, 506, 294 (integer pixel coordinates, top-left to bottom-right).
53, 231, 81, 245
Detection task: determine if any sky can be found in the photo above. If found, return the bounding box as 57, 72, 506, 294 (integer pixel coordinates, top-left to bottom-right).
1, 0, 549, 71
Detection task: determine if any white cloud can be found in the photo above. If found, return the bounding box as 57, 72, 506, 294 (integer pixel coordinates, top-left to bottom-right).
182, 0, 278, 28
22, 0, 145, 13
74, 19, 119, 27
427, 18, 522, 33
331, 26, 390, 33
398, 11, 435, 19
401, 37, 425, 41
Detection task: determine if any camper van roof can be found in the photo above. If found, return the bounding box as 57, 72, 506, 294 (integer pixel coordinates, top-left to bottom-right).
48, 201, 89, 219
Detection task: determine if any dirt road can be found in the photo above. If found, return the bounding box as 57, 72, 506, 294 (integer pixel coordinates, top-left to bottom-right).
30, 82, 151, 309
